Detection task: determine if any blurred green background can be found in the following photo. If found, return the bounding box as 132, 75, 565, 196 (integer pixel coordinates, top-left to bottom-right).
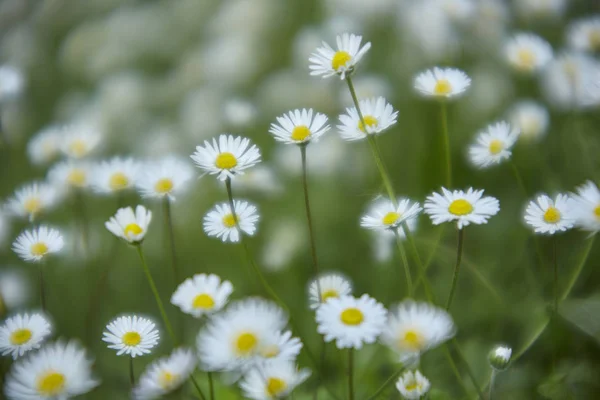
1, 0, 600, 399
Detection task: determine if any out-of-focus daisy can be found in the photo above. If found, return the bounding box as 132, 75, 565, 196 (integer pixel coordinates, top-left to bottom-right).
414, 67, 471, 99
12, 226, 64, 262
223, 98, 258, 128
508, 100, 549, 142
59, 123, 102, 159
0, 210, 8, 248
424, 187, 500, 229
0, 269, 30, 312
0, 313, 52, 359
105, 205, 152, 244
371, 216, 419, 263
102, 315, 159, 358
524, 194, 575, 235
437, 0, 475, 23
4, 340, 99, 399
468, 121, 520, 168
197, 298, 287, 371
308, 272, 353, 310
316, 294, 387, 349
48, 160, 91, 190
234, 165, 282, 196
203, 200, 259, 243
488, 345, 512, 371
27, 126, 62, 166
309, 33, 371, 80
258, 330, 303, 362
239, 360, 311, 400
170, 274, 234, 318
380, 300, 455, 362
515, 0, 567, 20
261, 219, 305, 271
504, 33, 553, 74
5, 182, 61, 222
137, 157, 194, 201
133, 348, 196, 400
396, 370, 431, 400
571, 181, 600, 234
568, 17, 600, 53
269, 109, 330, 145
190, 134, 261, 181
91, 157, 140, 194
360, 197, 422, 232
337, 97, 398, 141
0, 65, 24, 102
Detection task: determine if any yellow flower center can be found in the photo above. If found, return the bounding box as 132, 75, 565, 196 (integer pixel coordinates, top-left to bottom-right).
192, 294, 215, 309
222, 213, 237, 228
382, 211, 401, 226
109, 172, 129, 190
67, 169, 86, 187
235, 332, 258, 355
154, 178, 174, 194
448, 199, 473, 216
37, 371, 65, 396
358, 115, 378, 133
124, 223, 143, 238
401, 330, 424, 351
433, 79, 452, 95
10, 328, 32, 345
122, 331, 141, 346
31, 242, 48, 257
340, 307, 364, 326
405, 381, 421, 391
331, 50, 352, 70
24, 197, 41, 214
594, 205, 600, 220
588, 29, 600, 50
543, 206, 561, 224
159, 371, 177, 389
291, 125, 311, 142
489, 139, 504, 155
68, 139, 87, 157
266, 377, 287, 396
260, 345, 280, 358
321, 289, 339, 301
516, 48, 536, 70
215, 152, 238, 169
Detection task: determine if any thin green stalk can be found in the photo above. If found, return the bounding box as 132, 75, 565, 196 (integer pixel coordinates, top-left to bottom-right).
74, 190, 89, 255
129, 356, 135, 386
452, 338, 484, 399
509, 161, 528, 197
440, 101, 452, 187
393, 230, 413, 297
552, 237, 559, 313
403, 223, 435, 302
135, 245, 176, 344
300, 144, 322, 299
446, 229, 465, 311
489, 370, 496, 400
190, 375, 207, 400
39, 262, 46, 312
208, 372, 215, 400
163, 198, 180, 284
365, 367, 405, 400
348, 348, 354, 400
442, 345, 471, 398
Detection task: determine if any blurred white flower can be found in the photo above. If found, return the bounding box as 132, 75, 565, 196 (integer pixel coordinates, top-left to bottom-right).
234, 165, 282, 196
570, 181, 600, 234
524, 194, 575, 235
105, 205, 152, 244
270, 109, 330, 145
261, 218, 305, 271
223, 98, 258, 128
436, 0, 475, 23
504, 33, 553, 74
5, 182, 62, 222
240, 360, 311, 400
308, 273, 353, 310
507, 100, 549, 142
371, 217, 418, 263
91, 157, 140, 194
488, 345, 512, 371
59, 123, 102, 159
0, 313, 52, 360
27, 125, 62, 166
48, 160, 91, 190
0, 65, 24, 102
103, 315, 160, 358
360, 197, 422, 232
0, 210, 9, 249
137, 157, 194, 201
567, 16, 600, 53
0, 269, 30, 311
170, 274, 234, 318
396, 370, 431, 399
414, 67, 471, 99
468, 121, 520, 168
309, 33, 371, 80
515, 0, 567, 20
133, 348, 196, 400
12, 226, 64, 262
337, 97, 398, 141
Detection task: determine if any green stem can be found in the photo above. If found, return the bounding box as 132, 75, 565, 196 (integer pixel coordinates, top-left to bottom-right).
190, 375, 207, 400
440, 101, 452, 187
208, 372, 215, 400
365, 367, 405, 400
509, 161, 528, 197
393, 230, 413, 297
552, 237, 558, 313
452, 338, 484, 399
39, 262, 46, 312
489, 370, 496, 400
348, 348, 354, 400
403, 223, 435, 302
135, 245, 176, 344
74, 190, 89, 255
129, 356, 135, 386
163, 198, 179, 284
442, 345, 471, 398
446, 229, 465, 310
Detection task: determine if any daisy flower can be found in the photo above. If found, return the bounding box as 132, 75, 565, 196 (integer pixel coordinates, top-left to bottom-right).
12, 226, 64, 262
309, 33, 371, 80
5, 182, 61, 222
136, 157, 194, 201
380, 300, 455, 362
308, 272, 353, 310
316, 294, 387, 349
91, 157, 140, 194
0, 269, 30, 311
48, 160, 91, 190
27, 126, 62, 166
524, 193, 575, 234
190, 134, 261, 181
258, 330, 303, 362
468, 121, 520, 168
337, 97, 398, 141
570, 181, 600, 234
269, 108, 330, 145
489, 345, 512, 371
133, 348, 197, 400
360, 197, 422, 231
508, 100, 549, 142
0, 313, 52, 359
105, 205, 152, 244
414, 67, 471, 99
504, 33, 553, 74
396, 370, 431, 400
568, 17, 600, 53
424, 187, 500, 229
203, 200, 259, 243
197, 298, 288, 371
0, 65, 24, 101
4, 340, 99, 399
102, 315, 160, 358
170, 274, 234, 318
239, 360, 311, 400
59, 123, 102, 159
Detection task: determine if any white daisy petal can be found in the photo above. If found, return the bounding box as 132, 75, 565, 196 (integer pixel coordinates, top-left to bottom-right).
91, 157, 141, 194
170, 274, 234, 318
48, 160, 91, 190
240, 360, 311, 400
308, 272, 353, 310
570, 181, 600, 234
337, 97, 398, 141
424, 187, 500, 229
59, 123, 102, 159
507, 100, 549, 142
269, 109, 330, 145
0, 313, 52, 360
105, 205, 152, 244
414, 67, 471, 99
468, 121, 520, 168
505, 33, 553, 73
203, 200, 259, 243
5, 182, 62, 222
568, 16, 600, 53
102, 315, 160, 358
524, 193, 576, 235
136, 157, 194, 201
396, 370, 431, 400
360, 197, 422, 231
309, 33, 371, 80
12, 226, 64, 262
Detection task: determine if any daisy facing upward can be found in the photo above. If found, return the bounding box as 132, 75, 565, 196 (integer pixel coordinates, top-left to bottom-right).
337, 97, 398, 141
468, 121, 520, 169
102, 315, 160, 358
309, 33, 371, 80
0, 312, 52, 359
